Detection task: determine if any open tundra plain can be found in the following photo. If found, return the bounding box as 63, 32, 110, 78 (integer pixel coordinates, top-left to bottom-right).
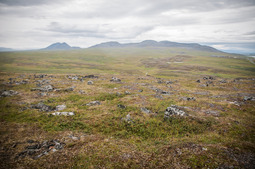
0, 47, 255, 168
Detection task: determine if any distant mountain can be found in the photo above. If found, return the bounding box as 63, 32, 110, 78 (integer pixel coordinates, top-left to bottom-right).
89, 40, 222, 53
246, 53, 255, 56
90, 41, 121, 48
42, 42, 81, 51
0, 47, 14, 52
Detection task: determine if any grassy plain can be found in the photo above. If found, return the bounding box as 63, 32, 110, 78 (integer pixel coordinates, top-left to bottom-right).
0, 48, 255, 168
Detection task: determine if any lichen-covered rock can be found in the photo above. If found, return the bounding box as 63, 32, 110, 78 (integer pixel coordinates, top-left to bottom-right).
86, 101, 101, 106
180, 97, 196, 101
64, 87, 74, 92
125, 91, 131, 95
84, 75, 98, 78
37, 92, 48, 97
17, 139, 65, 160
205, 110, 219, 116
55, 104, 66, 111
166, 81, 173, 84
122, 114, 133, 123
34, 74, 47, 78
31, 85, 53, 92
141, 107, 152, 114
31, 103, 53, 112
87, 81, 94, 85
164, 105, 187, 119
243, 96, 255, 101
118, 104, 126, 109
52, 112, 75, 116
110, 77, 121, 82
67, 75, 78, 80
1, 90, 18, 97
219, 79, 227, 83
43, 85, 54, 92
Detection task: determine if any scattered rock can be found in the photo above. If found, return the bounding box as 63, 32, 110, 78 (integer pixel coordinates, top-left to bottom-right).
17, 140, 65, 159
180, 97, 196, 101
121, 153, 132, 160
122, 114, 133, 123
229, 101, 241, 106
67, 75, 78, 80
172, 105, 192, 111
52, 112, 75, 116
13, 80, 29, 85
155, 88, 171, 95
219, 79, 227, 83
141, 107, 152, 114
0, 90, 18, 97
68, 135, 80, 141
125, 91, 131, 95
200, 84, 208, 87
118, 104, 126, 109
36, 79, 51, 87
202, 147, 207, 151
203, 76, 214, 80
27, 140, 35, 144
206, 80, 213, 85
64, 87, 74, 92
110, 77, 121, 82
205, 110, 219, 116
243, 96, 255, 101
56, 104, 66, 111
37, 92, 48, 97
193, 91, 209, 95
78, 90, 86, 94
87, 81, 94, 85
43, 85, 54, 91
138, 89, 143, 92
86, 101, 101, 106
161, 91, 171, 95
31, 103, 54, 112
31, 85, 54, 92
154, 95, 163, 99
34, 74, 47, 78
84, 75, 98, 78
166, 81, 173, 84
164, 105, 187, 118
196, 79, 200, 83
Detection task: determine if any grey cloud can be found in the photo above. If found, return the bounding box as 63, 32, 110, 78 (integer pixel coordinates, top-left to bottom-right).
57, 0, 255, 27
45, 22, 154, 39
0, 0, 62, 6
1, 0, 255, 51
244, 31, 255, 35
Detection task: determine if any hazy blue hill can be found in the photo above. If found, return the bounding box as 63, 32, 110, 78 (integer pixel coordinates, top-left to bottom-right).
89, 41, 121, 48
0, 47, 14, 52
89, 40, 222, 53
42, 42, 81, 50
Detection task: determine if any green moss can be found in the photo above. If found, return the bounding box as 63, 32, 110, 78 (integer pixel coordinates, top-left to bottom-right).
94, 114, 212, 139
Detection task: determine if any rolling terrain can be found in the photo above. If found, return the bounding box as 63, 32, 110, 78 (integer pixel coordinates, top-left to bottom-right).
0, 41, 255, 168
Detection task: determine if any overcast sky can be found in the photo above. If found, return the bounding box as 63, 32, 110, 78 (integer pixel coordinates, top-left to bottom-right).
0, 0, 255, 53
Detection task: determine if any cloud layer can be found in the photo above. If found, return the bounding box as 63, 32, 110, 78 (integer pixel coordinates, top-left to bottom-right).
0, 0, 254, 52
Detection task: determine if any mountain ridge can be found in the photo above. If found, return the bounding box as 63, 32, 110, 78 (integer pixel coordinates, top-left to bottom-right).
0, 47, 14, 52
41, 42, 81, 51
89, 40, 222, 53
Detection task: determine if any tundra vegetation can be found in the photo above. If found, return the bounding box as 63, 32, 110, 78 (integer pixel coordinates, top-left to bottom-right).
0, 46, 254, 168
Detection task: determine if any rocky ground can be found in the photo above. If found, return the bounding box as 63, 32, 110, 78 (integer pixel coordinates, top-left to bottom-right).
0, 72, 255, 168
